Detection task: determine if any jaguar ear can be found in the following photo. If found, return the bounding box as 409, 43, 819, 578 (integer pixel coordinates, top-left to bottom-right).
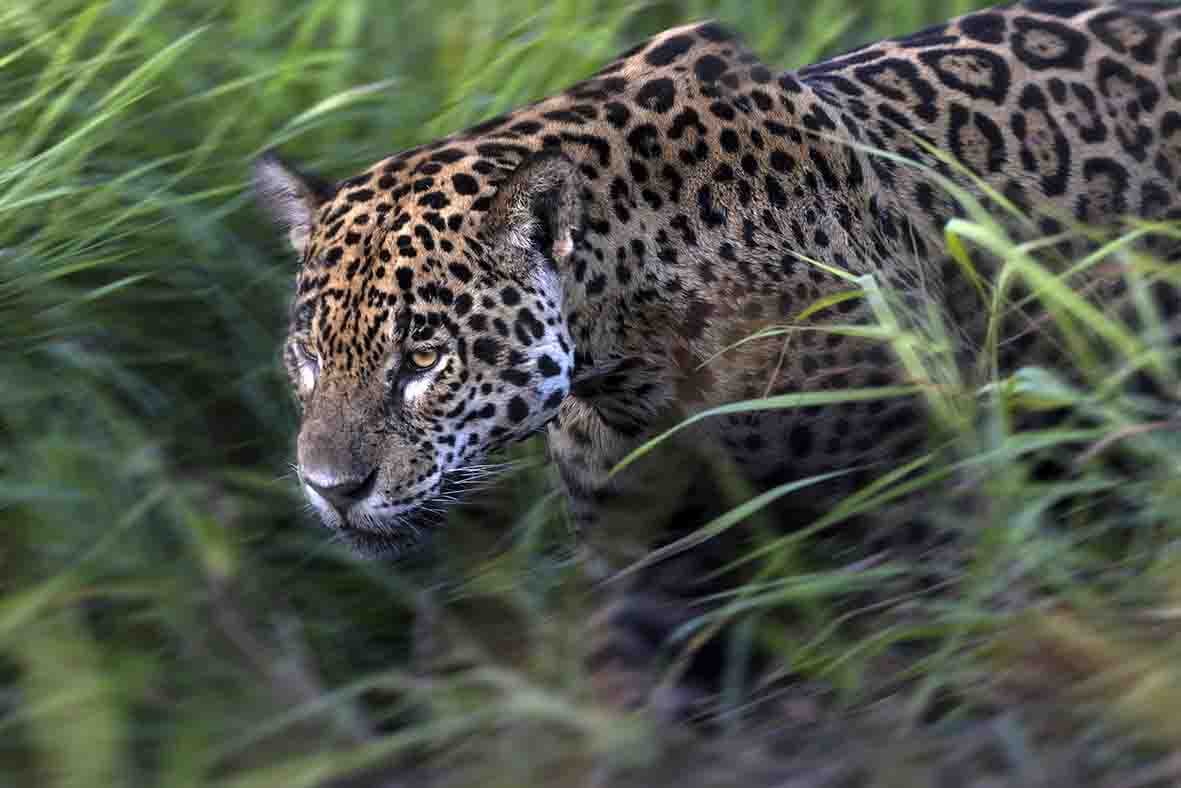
253, 150, 335, 256
486, 150, 583, 267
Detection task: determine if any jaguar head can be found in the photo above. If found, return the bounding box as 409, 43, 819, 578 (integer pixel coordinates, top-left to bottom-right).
254, 148, 581, 555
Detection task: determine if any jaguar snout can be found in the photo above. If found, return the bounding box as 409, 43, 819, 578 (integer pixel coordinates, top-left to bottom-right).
302, 465, 379, 513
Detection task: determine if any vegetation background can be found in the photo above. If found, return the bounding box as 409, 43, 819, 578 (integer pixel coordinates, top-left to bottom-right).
3, 0, 1181, 785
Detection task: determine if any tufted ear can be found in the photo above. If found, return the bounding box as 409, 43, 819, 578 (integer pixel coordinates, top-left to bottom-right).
252, 150, 335, 256
485, 150, 583, 267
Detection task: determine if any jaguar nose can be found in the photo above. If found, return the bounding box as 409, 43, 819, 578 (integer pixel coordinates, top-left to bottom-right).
303, 466, 379, 511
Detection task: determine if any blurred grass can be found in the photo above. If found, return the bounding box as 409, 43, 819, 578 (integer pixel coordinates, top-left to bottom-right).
2, 0, 1181, 786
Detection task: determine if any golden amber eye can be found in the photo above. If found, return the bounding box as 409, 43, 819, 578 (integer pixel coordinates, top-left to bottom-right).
408, 349, 440, 371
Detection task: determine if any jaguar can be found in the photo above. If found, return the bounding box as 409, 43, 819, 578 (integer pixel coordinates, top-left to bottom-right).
255, 1, 1181, 711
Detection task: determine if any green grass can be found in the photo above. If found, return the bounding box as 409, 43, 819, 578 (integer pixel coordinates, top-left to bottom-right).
3, 0, 1181, 785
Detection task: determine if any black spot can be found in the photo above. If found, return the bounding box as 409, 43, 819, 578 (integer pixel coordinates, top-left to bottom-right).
419, 192, 449, 210
468, 113, 511, 135
645, 34, 694, 66
765, 175, 787, 209
622, 160, 648, 187
600, 77, 629, 95
696, 22, 732, 42
500, 368, 530, 387
778, 73, 805, 93
454, 293, 473, 316
697, 185, 726, 227
413, 225, 435, 251
1012, 83, 1071, 197
560, 132, 613, 167
769, 149, 793, 174
430, 148, 468, 164
543, 109, 590, 125
605, 102, 631, 129
810, 150, 839, 190
636, 77, 677, 113
668, 108, 706, 140
854, 58, 938, 124
719, 128, 740, 153
1095, 54, 1162, 118
661, 165, 684, 203
764, 121, 789, 139
451, 173, 480, 195
395, 267, 413, 290
507, 396, 530, 423
1141, 179, 1169, 218
915, 181, 936, 214
627, 124, 662, 159
1023, 1, 1092, 19
684, 299, 714, 340
710, 101, 736, 122
1081, 156, 1129, 217
538, 354, 562, 377
670, 213, 696, 245
959, 12, 1005, 44
586, 273, 608, 296
1011, 16, 1090, 71
1088, 9, 1162, 65
918, 48, 1011, 104
473, 337, 501, 365
448, 263, 472, 283
947, 104, 1007, 174
694, 54, 727, 83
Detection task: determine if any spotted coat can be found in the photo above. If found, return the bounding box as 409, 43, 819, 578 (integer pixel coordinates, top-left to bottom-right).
255, 2, 1181, 565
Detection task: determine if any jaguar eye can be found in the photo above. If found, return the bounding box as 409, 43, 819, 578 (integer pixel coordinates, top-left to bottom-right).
407, 348, 440, 372
291, 341, 319, 393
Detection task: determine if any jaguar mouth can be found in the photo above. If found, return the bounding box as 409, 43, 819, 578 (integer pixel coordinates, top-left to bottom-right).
334, 505, 446, 558
309, 465, 513, 559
